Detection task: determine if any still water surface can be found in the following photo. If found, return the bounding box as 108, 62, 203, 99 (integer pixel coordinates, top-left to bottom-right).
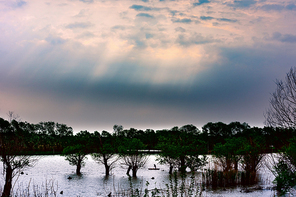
0, 155, 277, 196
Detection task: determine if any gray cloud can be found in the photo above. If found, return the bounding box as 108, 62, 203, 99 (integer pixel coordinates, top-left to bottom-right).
145, 33, 153, 39
286, 3, 296, 10
77, 31, 95, 38
193, 0, 210, 6
172, 18, 192, 23
176, 33, 219, 46
260, 4, 285, 11
228, 0, 257, 8
74, 9, 90, 17
175, 27, 186, 32
65, 22, 94, 29
79, 0, 94, 3
130, 4, 153, 11
217, 18, 238, 23
200, 16, 237, 23
259, 3, 296, 11
15, 0, 26, 7
45, 35, 67, 45
111, 25, 126, 31
5, 0, 27, 8
200, 16, 214, 20
272, 32, 296, 43
136, 13, 154, 18
130, 4, 162, 12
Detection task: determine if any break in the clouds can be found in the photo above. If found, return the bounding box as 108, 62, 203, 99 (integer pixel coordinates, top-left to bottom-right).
1, 0, 296, 132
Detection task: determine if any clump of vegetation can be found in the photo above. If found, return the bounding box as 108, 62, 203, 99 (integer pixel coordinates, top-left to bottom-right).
271, 137, 296, 195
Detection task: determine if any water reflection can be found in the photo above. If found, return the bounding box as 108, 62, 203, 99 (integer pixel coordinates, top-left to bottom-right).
0, 155, 277, 197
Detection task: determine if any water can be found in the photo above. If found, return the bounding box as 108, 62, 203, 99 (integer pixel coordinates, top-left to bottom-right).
0, 155, 278, 196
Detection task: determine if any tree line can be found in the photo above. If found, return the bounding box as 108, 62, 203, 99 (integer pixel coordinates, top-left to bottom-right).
1, 115, 296, 196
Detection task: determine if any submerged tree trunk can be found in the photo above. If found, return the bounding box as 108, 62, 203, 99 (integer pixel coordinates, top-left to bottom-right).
103, 156, 110, 176
2, 163, 13, 197
169, 165, 174, 174
132, 165, 138, 177
104, 164, 110, 176
76, 159, 82, 175
179, 156, 186, 174
126, 166, 132, 176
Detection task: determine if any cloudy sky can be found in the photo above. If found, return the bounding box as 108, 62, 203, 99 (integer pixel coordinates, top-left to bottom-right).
1, 0, 296, 132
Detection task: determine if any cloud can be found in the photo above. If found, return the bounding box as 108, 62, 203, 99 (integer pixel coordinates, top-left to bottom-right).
193, 0, 210, 6
272, 32, 296, 43
136, 13, 154, 18
260, 4, 285, 11
228, 0, 257, 8
15, 0, 26, 7
79, 0, 94, 3
176, 33, 219, 46
5, 0, 27, 8
130, 4, 161, 11
175, 27, 186, 32
286, 3, 296, 10
259, 3, 296, 11
145, 33, 153, 39
74, 9, 90, 17
45, 35, 67, 45
172, 18, 192, 23
200, 16, 214, 20
77, 31, 95, 39
65, 22, 94, 29
130, 4, 152, 11
217, 18, 238, 23
111, 25, 126, 31
200, 16, 237, 23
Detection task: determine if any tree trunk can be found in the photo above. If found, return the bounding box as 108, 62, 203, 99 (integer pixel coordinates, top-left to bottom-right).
2, 164, 13, 197
126, 166, 132, 176
132, 165, 138, 177
179, 156, 186, 174
169, 165, 174, 174
104, 164, 110, 176
76, 159, 82, 175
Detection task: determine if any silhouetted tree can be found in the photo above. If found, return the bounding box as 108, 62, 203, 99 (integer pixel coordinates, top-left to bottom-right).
0, 117, 38, 197
91, 131, 119, 176
157, 126, 207, 174
119, 138, 148, 177
265, 67, 296, 128
62, 130, 91, 175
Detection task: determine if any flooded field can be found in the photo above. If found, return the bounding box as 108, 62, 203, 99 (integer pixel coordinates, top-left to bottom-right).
0, 155, 278, 197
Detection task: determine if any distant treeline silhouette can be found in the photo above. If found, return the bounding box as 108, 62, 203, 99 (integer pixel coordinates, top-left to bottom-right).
0, 117, 294, 155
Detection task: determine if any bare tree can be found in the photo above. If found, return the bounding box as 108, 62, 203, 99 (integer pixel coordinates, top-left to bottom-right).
265, 67, 296, 128
265, 68, 296, 193
0, 115, 38, 197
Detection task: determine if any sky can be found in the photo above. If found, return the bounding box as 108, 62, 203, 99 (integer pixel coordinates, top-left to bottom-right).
1, 0, 296, 133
